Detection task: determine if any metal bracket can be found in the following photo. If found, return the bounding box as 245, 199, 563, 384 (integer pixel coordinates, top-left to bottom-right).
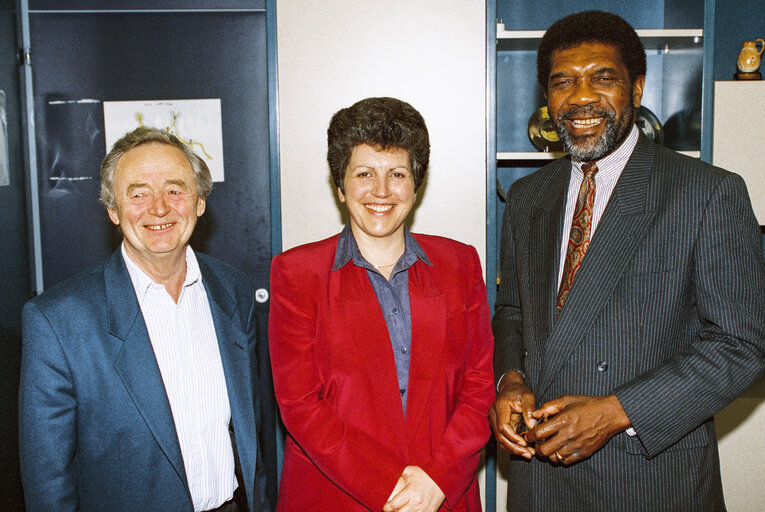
17, 48, 31, 67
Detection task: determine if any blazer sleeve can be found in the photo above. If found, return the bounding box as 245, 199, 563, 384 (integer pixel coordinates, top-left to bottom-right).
18, 301, 79, 512
268, 254, 406, 510
246, 296, 274, 512
492, 193, 525, 381
419, 246, 495, 508
615, 172, 765, 457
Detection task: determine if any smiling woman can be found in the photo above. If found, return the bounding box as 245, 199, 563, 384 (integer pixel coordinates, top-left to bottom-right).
268, 97, 495, 512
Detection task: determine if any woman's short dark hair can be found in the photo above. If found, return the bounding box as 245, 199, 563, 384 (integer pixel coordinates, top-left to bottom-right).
327, 97, 430, 192
537, 10, 646, 90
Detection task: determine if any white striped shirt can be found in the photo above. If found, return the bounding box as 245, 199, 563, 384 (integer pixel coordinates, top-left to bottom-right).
122, 244, 236, 511
558, 125, 640, 287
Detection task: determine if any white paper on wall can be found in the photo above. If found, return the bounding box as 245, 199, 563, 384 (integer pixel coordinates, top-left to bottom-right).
103, 98, 225, 182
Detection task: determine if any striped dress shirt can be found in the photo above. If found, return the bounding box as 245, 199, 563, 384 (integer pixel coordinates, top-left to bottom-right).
123, 244, 236, 511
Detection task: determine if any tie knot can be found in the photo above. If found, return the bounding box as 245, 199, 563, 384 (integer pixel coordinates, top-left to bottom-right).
582, 161, 599, 177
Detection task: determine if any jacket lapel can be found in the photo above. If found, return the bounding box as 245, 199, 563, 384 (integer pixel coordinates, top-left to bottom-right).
537, 137, 658, 395
525, 159, 569, 391
107, 250, 188, 488
332, 263, 409, 454
403, 260, 445, 443
199, 259, 257, 509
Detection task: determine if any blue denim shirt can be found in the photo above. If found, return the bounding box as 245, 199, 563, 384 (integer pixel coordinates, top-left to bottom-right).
332, 223, 431, 414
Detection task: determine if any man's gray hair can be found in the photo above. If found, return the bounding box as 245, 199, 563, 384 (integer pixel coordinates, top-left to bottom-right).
99, 126, 212, 210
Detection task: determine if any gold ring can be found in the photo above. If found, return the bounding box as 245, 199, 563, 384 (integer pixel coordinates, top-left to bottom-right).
554, 451, 565, 462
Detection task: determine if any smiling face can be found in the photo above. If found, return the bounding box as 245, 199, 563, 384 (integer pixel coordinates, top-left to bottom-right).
337, 143, 416, 247
107, 142, 205, 273
546, 42, 644, 161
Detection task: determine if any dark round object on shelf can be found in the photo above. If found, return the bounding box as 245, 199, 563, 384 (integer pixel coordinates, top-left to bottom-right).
635, 106, 663, 144
528, 106, 564, 152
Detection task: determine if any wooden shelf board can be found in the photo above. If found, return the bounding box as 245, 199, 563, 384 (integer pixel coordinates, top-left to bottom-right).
497, 150, 700, 161
497, 23, 703, 51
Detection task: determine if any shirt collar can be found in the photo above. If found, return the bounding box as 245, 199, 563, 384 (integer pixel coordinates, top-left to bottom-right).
332, 223, 432, 274
122, 243, 202, 301
572, 124, 639, 182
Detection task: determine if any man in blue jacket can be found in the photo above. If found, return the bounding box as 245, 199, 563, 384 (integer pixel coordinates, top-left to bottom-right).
19, 127, 270, 512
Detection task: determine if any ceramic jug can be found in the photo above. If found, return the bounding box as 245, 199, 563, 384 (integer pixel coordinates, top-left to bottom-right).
737, 39, 764, 73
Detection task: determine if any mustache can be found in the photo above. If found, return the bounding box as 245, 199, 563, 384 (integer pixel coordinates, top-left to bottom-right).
557, 106, 615, 122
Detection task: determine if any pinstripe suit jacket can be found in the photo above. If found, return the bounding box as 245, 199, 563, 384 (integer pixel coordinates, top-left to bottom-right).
493, 135, 765, 511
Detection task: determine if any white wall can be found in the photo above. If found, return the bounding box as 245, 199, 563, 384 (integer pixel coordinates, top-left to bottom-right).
276, 0, 487, 263
716, 392, 765, 512
712, 80, 765, 512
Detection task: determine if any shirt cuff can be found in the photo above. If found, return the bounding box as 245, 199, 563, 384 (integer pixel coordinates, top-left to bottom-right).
626, 427, 637, 436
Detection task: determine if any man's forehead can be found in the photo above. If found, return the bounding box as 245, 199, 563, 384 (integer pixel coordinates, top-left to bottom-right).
114, 143, 194, 178
550, 41, 625, 68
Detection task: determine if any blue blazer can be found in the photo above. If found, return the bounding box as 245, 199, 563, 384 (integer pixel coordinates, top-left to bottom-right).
19, 249, 270, 512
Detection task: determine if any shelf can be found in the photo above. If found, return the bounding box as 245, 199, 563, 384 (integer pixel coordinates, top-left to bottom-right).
497, 150, 701, 162
497, 23, 703, 52
497, 151, 565, 161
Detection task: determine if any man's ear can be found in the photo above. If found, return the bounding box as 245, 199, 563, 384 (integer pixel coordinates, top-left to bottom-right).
632, 75, 645, 108
107, 207, 120, 226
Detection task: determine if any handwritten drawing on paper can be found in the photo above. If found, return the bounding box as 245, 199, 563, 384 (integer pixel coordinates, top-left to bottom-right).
103, 99, 225, 182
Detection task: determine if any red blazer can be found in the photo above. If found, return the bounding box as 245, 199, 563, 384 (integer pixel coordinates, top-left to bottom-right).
269, 233, 495, 511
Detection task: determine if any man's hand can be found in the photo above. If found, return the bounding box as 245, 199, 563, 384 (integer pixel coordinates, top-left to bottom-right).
525, 394, 631, 465
383, 466, 445, 512
488, 371, 537, 459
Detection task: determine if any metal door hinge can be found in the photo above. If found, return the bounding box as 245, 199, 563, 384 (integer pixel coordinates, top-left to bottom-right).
18, 48, 31, 67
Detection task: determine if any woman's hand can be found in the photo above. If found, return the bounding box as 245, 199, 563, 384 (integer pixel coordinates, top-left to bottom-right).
386, 475, 407, 503
383, 466, 445, 512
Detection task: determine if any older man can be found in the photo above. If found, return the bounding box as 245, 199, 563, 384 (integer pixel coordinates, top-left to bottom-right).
19, 127, 270, 512
490, 10, 765, 512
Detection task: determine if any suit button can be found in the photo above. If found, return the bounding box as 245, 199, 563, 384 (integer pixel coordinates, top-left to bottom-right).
597, 361, 608, 372
522, 349, 528, 358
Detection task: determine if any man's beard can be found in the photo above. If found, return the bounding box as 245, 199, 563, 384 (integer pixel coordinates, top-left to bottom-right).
554, 103, 634, 162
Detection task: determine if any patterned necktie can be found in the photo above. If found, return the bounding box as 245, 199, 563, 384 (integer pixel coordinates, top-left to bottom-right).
557, 161, 599, 312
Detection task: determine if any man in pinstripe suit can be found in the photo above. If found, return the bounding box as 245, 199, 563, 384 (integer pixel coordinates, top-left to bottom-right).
19, 128, 270, 512
490, 11, 765, 511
